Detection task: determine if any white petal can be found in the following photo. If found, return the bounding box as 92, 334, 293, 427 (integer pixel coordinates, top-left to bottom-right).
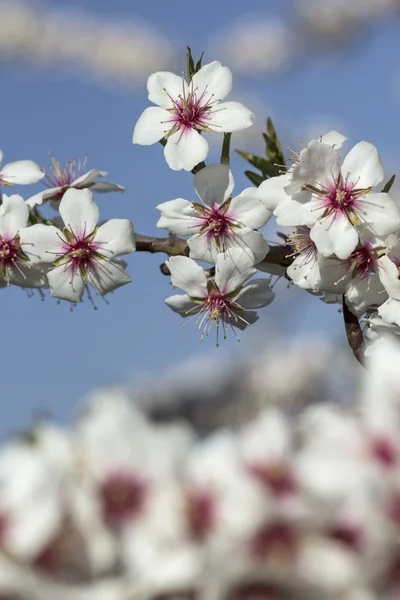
191, 61, 232, 101
257, 174, 291, 212
88, 181, 125, 193
287, 252, 320, 290
19, 224, 64, 264
341, 141, 384, 189
228, 309, 259, 330
286, 141, 340, 195
147, 71, 188, 109
164, 129, 209, 172
59, 188, 99, 236
0, 194, 29, 238
345, 275, 386, 316
87, 260, 132, 296
164, 294, 201, 316
275, 190, 315, 227
378, 298, 400, 327
133, 107, 173, 145
26, 188, 61, 208
166, 255, 208, 298
208, 101, 254, 133
47, 264, 85, 302
234, 279, 275, 309
73, 169, 108, 187
377, 255, 400, 301
187, 233, 214, 263
356, 192, 400, 236
320, 131, 347, 149
229, 188, 271, 228
311, 256, 349, 293
310, 213, 359, 260
194, 164, 234, 206
157, 199, 201, 236
0, 149, 3, 164
9, 264, 49, 289
0, 160, 44, 185
95, 219, 135, 258
215, 248, 256, 294
232, 228, 269, 263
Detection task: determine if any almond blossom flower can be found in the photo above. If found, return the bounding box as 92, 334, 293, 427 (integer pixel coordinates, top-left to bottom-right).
133, 61, 254, 171
165, 249, 275, 344
257, 130, 348, 217
26, 155, 125, 209
0, 194, 48, 288
157, 164, 271, 264
0, 149, 44, 187
272, 140, 400, 260
19, 188, 135, 303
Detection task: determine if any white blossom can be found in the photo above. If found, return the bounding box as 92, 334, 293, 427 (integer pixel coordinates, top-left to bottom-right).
133, 61, 254, 171
157, 164, 271, 264
27, 155, 125, 209
20, 188, 135, 303
0, 194, 48, 288
165, 249, 275, 344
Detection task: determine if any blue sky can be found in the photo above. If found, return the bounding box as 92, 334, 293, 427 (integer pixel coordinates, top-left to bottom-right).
0, 0, 399, 437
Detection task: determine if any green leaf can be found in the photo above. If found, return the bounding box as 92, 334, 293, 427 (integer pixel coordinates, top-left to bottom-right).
263, 118, 285, 165
382, 174, 396, 193
244, 170, 266, 187
236, 150, 279, 177
195, 52, 205, 72
186, 47, 204, 83
186, 46, 195, 83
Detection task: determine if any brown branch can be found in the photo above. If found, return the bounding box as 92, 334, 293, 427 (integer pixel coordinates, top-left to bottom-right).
135, 233, 292, 266
135, 233, 189, 257
342, 296, 365, 367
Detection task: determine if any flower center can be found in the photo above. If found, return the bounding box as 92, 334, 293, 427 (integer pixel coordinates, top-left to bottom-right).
287, 226, 316, 261
306, 173, 369, 222
184, 280, 251, 346
347, 242, 377, 279
186, 489, 215, 540
328, 523, 363, 550
56, 229, 103, 276
43, 155, 86, 190
252, 521, 298, 561
250, 462, 297, 497
165, 81, 215, 134
101, 472, 146, 524
0, 235, 27, 283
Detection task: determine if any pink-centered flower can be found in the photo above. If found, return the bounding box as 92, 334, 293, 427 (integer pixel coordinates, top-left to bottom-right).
260, 139, 400, 260
133, 61, 254, 171
157, 164, 271, 264
165, 249, 275, 345
0, 194, 47, 288
27, 155, 125, 209
19, 188, 135, 303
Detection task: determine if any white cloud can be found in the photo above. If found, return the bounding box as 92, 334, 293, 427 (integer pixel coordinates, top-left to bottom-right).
0, 0, 175, 86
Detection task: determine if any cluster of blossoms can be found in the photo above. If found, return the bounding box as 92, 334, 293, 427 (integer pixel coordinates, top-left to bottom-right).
7, 50, 400, 351
256, 132, 400, 344
132, 54, 400, 352
0, 338, 399, 599
0, 150, 135, 303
